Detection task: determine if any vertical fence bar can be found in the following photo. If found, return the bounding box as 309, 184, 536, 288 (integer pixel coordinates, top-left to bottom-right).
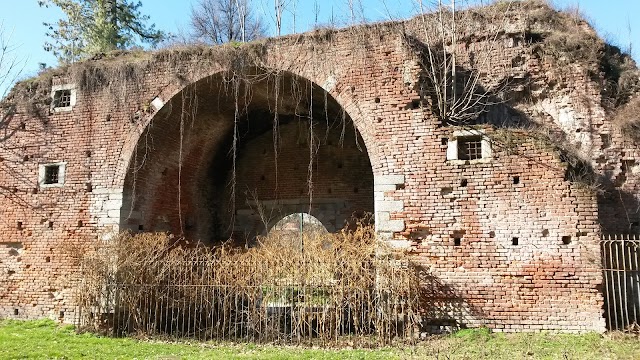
601, 234, 640, 330
77, 237, 424, 346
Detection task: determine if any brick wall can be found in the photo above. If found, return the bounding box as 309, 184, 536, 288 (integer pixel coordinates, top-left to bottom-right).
1, 3, 626, 332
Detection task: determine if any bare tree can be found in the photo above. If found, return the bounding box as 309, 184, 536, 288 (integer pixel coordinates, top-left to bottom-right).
273, 0, 289, 37
411, 0, 514, 125
0, 23, 24, 100
345, 0, 365, 25
190, 0, 266, 44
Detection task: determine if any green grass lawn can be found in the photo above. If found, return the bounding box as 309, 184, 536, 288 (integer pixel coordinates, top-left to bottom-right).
1, 319, 639, 359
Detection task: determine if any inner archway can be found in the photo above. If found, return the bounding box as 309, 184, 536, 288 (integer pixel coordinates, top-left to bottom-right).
120, 69, 374, 244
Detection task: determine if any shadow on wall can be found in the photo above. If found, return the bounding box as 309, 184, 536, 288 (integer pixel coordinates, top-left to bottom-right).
415, 265, 485, 332
598, 174, 640, 235
407, 31, 639, 235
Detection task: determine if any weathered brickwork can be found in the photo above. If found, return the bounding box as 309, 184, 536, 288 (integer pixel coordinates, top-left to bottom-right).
4, 2, 637, 333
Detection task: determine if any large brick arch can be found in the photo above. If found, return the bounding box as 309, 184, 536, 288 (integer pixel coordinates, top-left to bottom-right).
118, 68, 376, 242
0, 6, 615, 331
117, 57, 387, 184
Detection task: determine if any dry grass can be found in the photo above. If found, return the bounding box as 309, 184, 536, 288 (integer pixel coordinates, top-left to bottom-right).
76, 224, 422, 345
613, 96, 640, 142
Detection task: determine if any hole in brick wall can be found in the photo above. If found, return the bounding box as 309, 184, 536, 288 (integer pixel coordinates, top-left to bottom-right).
260, 175, 266, 181
542, 229, 549, 237
14, 309, 18, 316
524, 31, 544, 44
48, 221, 53, 229
512, 237, 519, 246
562, 236, 572, 245
59, 311, 65, 319
105, 114, 111, 121
327, 188, 332, 194
513, 176, 520, 184
441, 138, 448, 146
576, 128, 582, 133
460, 179, 468, 187
353, 187, 359, 193
85, 183, 92, 192
138, 225, 144, 231
489, 231, 495, 238
17, 221, 23, 230
53, 89, 72, 108
411, 99, 421, 109
85, 150, 91, 157
576, 231, 588, 237
454, 238, 461, 246
374, 97, 380, 103
32, 188, 38, 194
23, 155, 29, 162
377, 117, 383, 123
337, 163, 343, 169
11, 187, 17, 193
396, 183, 405, 190
600, 134, 611, 149
45, 256, 50, 262
511, 55, 525, 67
77, 220, 83, 227
441, 187, 453, 195
19, 122, 25, 130
7, 270, 15, 276
43, 164, 61, 185
457, 136, 483, 160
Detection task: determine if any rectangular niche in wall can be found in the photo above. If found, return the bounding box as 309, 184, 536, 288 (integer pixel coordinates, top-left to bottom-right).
446, 129, 492, 163
458, 136, 483, 160
51, 84, 77, 112
38, 162, 66, 188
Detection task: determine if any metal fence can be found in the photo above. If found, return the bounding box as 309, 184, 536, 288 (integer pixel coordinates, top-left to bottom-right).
601, 234, 640, 331
75, 257, 419, 346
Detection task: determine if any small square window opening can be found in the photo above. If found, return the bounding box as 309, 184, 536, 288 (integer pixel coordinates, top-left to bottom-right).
53, 89, 72, 108
39, 162, 66, 188
44, 165, 60, 185
457, 136, 483, 160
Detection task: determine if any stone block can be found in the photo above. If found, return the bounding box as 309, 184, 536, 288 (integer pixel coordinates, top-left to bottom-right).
377, 219, 405, 232
374, 174, 405, 186
376, 200, 404, 212
102, 199, 122, 211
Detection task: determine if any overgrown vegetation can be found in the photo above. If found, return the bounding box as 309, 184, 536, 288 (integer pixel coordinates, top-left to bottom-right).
516, 0, 640, 110
614, 97, 640, 143
76, 224, 423, 345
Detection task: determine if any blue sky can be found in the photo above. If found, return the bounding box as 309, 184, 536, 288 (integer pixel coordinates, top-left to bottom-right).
1, 0, 638, 96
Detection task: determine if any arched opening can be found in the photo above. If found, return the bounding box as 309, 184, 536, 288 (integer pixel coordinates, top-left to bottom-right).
120, 69, 374, 244
269, 213, 328, 235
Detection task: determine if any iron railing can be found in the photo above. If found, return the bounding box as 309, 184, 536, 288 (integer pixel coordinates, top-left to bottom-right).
601, 234, 640, 331
75, 259, 419, 346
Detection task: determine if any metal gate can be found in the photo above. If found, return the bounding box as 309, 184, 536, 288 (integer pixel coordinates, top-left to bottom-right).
601, 234, 640, 330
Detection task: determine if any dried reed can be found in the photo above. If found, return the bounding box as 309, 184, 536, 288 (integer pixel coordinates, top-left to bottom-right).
76, 224, 422, 346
